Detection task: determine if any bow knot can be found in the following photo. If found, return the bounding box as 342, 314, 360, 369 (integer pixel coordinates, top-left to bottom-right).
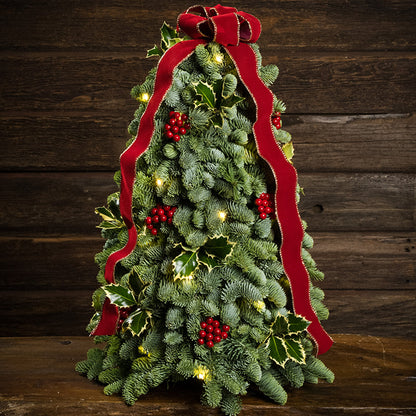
178, 4, 261, 46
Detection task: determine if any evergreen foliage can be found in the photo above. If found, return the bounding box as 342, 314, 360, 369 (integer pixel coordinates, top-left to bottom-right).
76, 22, 333, 416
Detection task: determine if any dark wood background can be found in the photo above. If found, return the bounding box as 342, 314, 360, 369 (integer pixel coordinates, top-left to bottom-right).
0, 0, 415, 338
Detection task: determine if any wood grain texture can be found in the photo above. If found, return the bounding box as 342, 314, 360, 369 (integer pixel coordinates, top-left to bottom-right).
0, 0, 415, 52
1, 53, 415, 114
1, 233, 414, 291
2, 113, 415, 173
0, 335, 415, 415
0, 289, 414, 337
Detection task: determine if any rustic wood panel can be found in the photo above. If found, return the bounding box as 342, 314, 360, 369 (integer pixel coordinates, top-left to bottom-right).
0, 289, 414, 337
0, 173, 414, 234
0, 0, 414, 52
1, 53, 415, 115
0, 335, 415, 415
2, 113, 415, 173
0, 233, 414, 291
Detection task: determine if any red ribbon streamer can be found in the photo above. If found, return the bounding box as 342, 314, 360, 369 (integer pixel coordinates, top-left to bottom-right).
92, 4, 333, 355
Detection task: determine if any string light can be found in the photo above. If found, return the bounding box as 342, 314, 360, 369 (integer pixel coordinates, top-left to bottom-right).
253, 300, 266, 312
214, 54, 223, 64
218, 211, 227, 221
194, 366, 210, 381
155, 178, 163, 187
140, 92, 150, 102
183, 275, 193, 282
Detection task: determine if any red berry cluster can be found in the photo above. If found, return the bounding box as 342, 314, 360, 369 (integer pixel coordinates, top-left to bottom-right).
255, 193, 275, 220
272, 112, 282, 129
165, 111, 191, 142
197, 317, 230, 348
145, 204, 177, 235
117, 307, 133, 331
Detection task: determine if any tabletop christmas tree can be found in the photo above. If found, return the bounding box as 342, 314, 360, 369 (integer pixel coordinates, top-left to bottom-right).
76, 5, 334, 415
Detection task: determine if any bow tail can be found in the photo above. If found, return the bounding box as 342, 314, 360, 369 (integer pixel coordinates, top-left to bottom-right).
91, 39, 205, 336
225, 43, 333, 355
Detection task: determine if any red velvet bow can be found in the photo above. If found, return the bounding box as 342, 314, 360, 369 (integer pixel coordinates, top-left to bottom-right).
178, 5, 261, 46
92, 4, 333, 356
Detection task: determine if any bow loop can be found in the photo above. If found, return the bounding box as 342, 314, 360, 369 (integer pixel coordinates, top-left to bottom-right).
178, 4, 261, 46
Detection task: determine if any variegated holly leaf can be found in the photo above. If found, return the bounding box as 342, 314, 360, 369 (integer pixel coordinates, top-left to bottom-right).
202, 236, 234, 259
194, 81, 216, 108
95, 206, 123, 229
160, 22, 178, 50
198, 253, 219, 271
269, 336, 288, 367
147, 44, 164, 58
173, 250, 199, 279
128, 267, 150, 302
287, 313, 310, 335
221, 94, 245, 108
104, 284, 136, 307
272, 314, 289, 335
123, 309, 151, 336
284, 338, 306, 364
211, 113, 224, 128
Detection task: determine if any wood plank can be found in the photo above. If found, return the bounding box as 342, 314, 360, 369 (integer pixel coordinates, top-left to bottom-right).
2, 113, 415, 173
0, 289, 414, 337
0, 335, 415, 415
1, 53, 415, 114
0, 0, 415, 52
1, 233, 414, 291
0, 172, 414, 234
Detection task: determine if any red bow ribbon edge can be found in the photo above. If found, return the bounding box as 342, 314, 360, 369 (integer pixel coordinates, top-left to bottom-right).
92, 4, 333, 356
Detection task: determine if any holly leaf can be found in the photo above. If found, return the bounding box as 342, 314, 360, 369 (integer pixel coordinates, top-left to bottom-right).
284, 338, 306, 364
95, 207, 116, 222
129, 268, 149, 302
96, 206, 123, 229
173, 250, 199, 279
269, 336, 288, 367
221, 94, 245, 109
194, 81, 216, 108
147, 44, 163, 58
272, 314, 289, 335
287, 313, 310, 335
198, 253, 219, 271
104, 284, 136, 307
282, 141, 294, 162
97, 220, 123, 229
123, 309, 151, 336
202, 236, 234, 259
160, 22, 178, 50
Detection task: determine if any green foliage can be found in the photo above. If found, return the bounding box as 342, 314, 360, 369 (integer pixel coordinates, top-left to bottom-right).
257, 371, 287, 404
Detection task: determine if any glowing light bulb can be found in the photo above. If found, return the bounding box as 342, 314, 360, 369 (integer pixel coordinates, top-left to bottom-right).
214, 54, 223, 64
156, 178, 163, 186
194, 366, 210, 381
183, 275, 193, 282
253, 300, 266, 312
218, 211, 227, 221
141, 92, 150, 102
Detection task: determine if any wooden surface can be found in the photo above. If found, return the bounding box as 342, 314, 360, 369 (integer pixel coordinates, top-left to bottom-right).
0, 334, 415, 415
0, 0, 415, 337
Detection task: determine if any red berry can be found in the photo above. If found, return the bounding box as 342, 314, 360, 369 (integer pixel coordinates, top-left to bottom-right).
264, 193, 270, 200
260, 193, 266, 199
206, 340, 214, 348
255, 198, 262, 206
166, 130, 173, 138
174, 112, 181, 119
160, 215, 167, 222
172, 206, 178, 212
165, 124, 171, 130
151, 228, 158, 235
179, 127, 186, 135
176, 119, 183, 127
206, 333, 213, 341
265, 206, 272, 214
200, 321, 207, 329
120, 310, 129, 319
272, 117, 280, 125
146, 224, 153, 230
214, 336, 221, 343
222, 325, 230, 332
197, 338, 205, 345
167, 218, 173, 224
274, 121, 281, 129
171, 125, 179, 134
169, 111, 175, 117
199, 330, 207, 338
169, 118, 176, 126
260, 213, 267, 220
173, 134, 181, 142
206, 325, 213, 333
164, 206, 171, 211
157, 208, 164, 216
212, 320, 220, 327
258, 205, 265, 213
262, 200, 268, 206
213, 328, 221, 336
151, 207, 157, 215
167, 210, 174, 217
182, 114, 188, 121
206, 317, 213, 324
221, 332, 228, 339
184, 122, 191, 129
152, 215, 159, 223
146, 216, 152, 224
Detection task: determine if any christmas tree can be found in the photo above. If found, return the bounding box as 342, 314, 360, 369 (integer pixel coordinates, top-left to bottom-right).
76, 5, 334, 415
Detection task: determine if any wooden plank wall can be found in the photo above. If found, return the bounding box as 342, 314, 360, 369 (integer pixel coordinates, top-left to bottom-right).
0, 0, 415, 337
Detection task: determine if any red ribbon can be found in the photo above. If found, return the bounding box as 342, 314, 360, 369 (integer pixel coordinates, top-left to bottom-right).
92, 4, 333, 355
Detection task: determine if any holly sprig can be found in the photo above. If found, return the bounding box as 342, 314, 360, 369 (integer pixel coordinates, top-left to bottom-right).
147, 22, 187, 57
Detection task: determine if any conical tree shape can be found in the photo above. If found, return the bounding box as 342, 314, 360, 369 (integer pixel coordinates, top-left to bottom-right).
76, 22, 333, 416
